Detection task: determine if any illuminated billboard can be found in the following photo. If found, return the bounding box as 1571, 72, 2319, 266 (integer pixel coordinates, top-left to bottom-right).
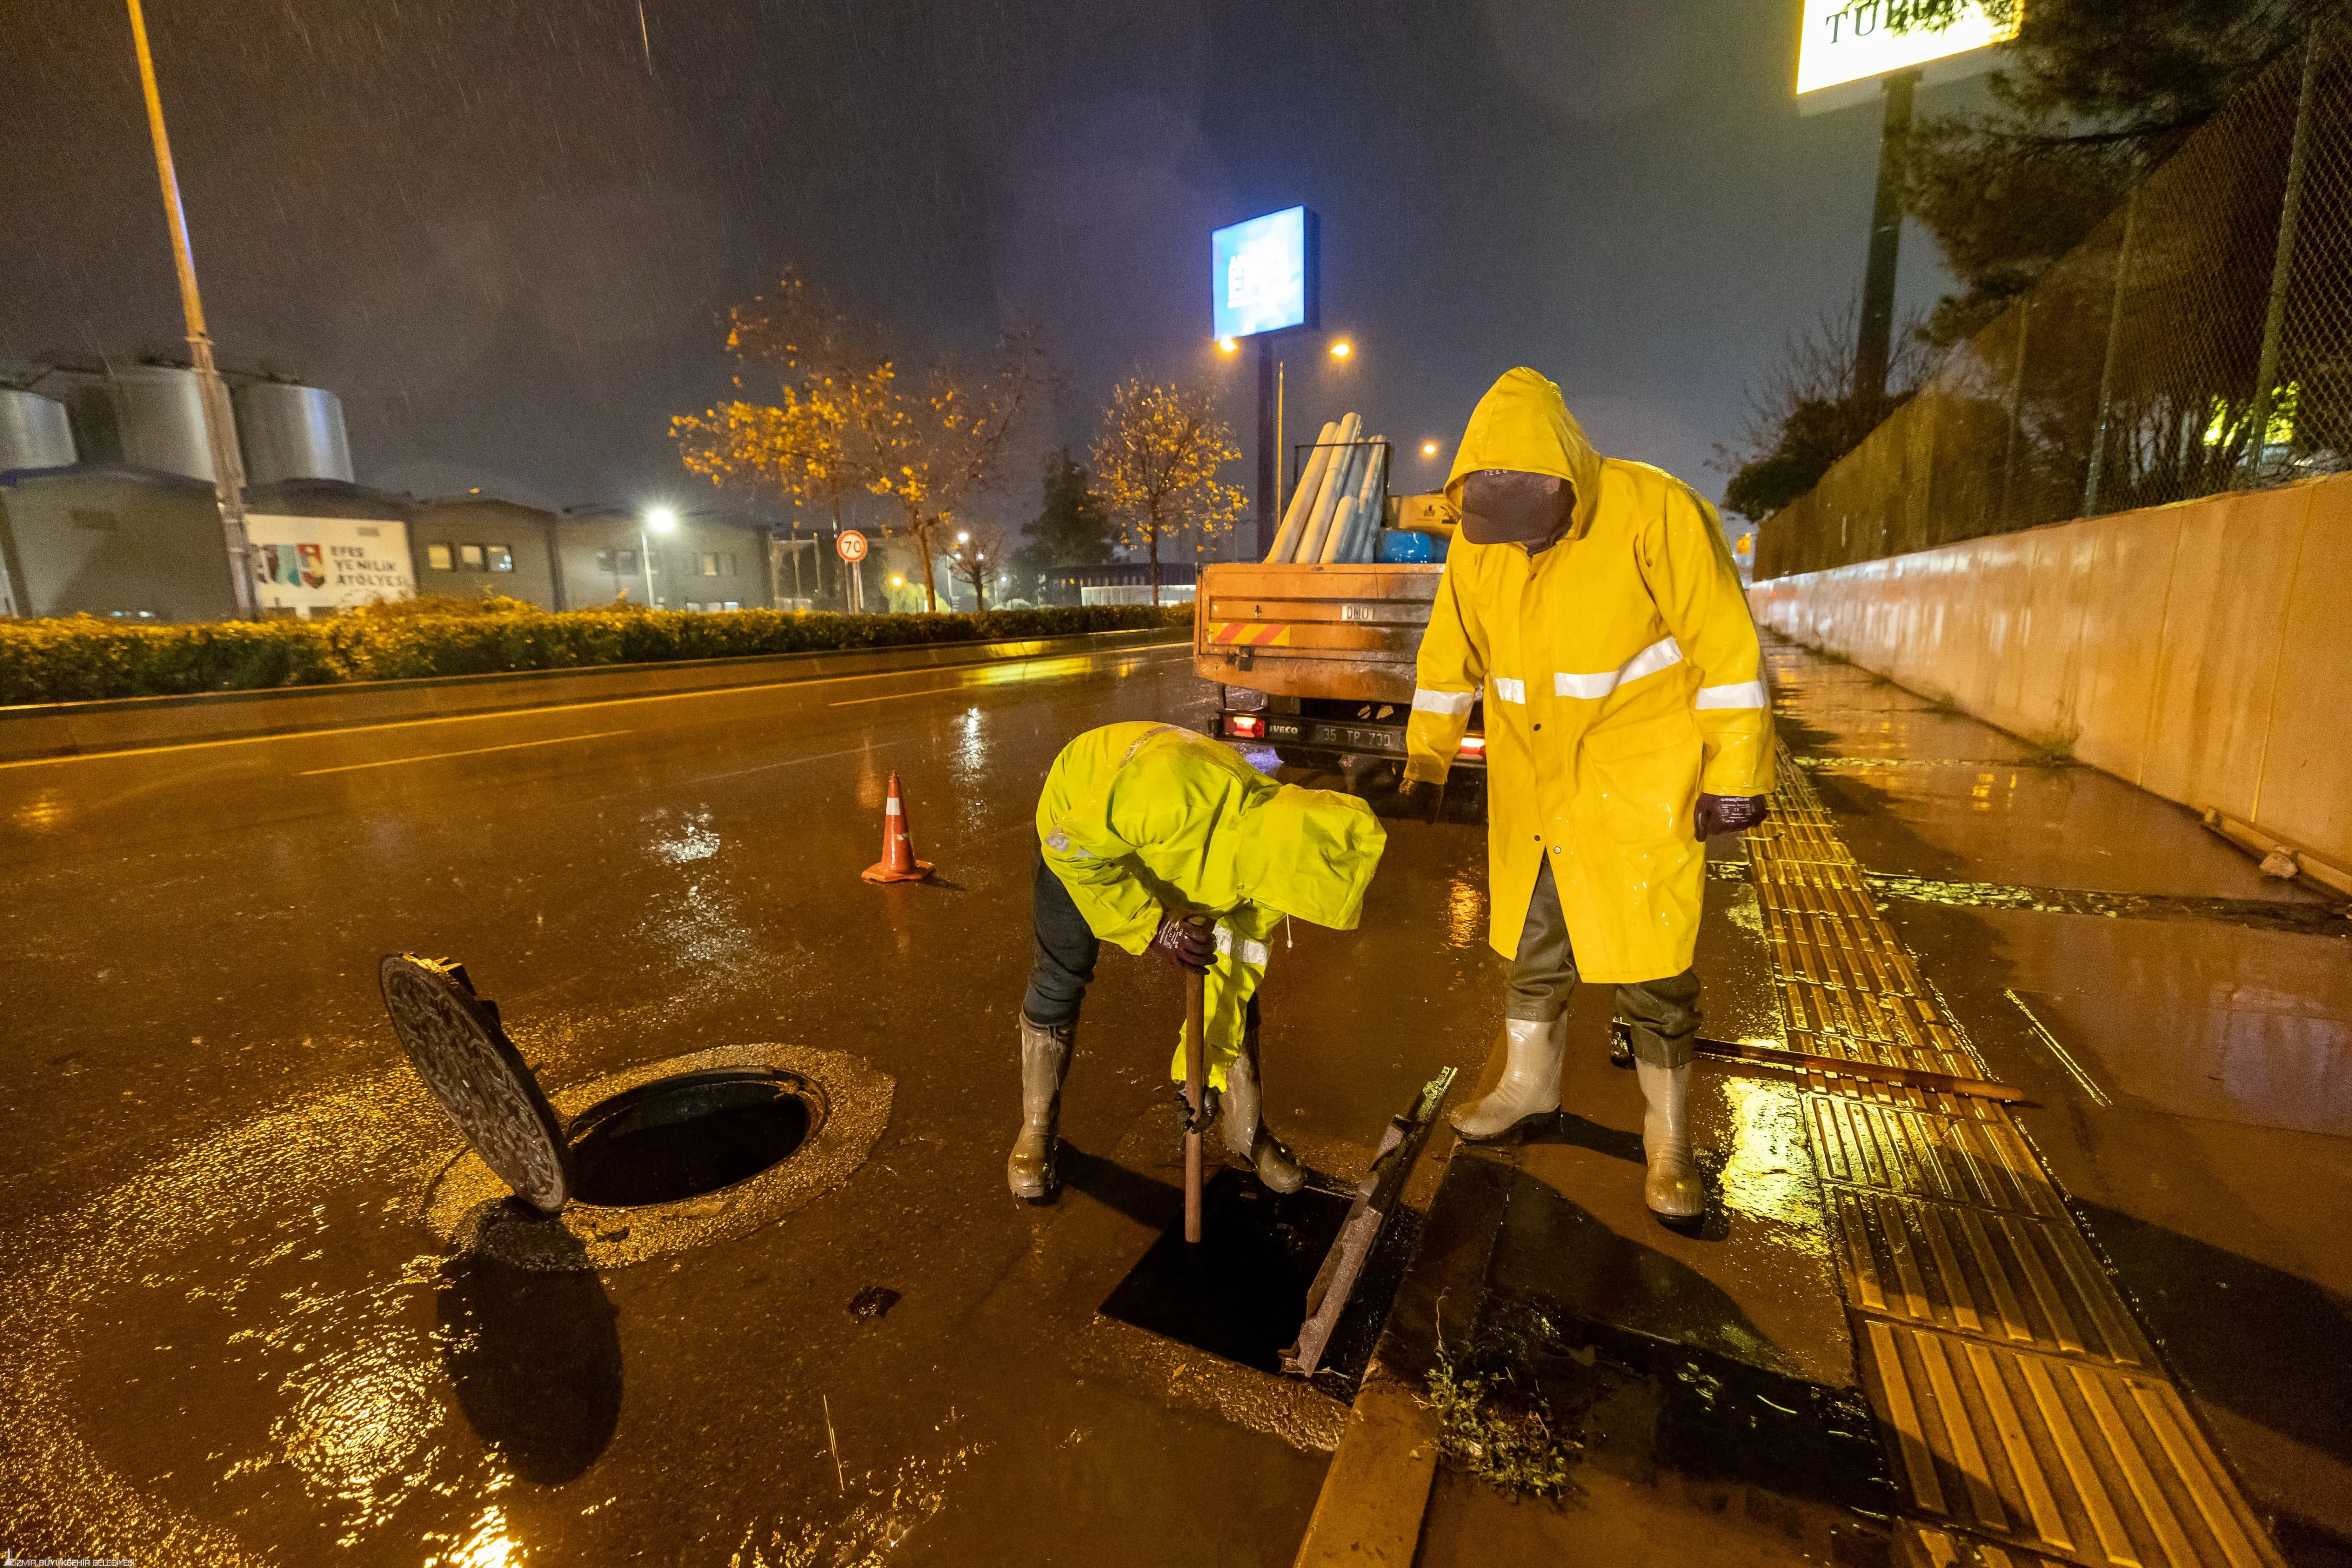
1796, 0, 2021, 97
1212, 206, 1318, 340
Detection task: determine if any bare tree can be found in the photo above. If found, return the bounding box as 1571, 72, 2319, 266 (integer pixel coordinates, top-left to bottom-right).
943, 518, 1016, 613
870, 334, 1048, 611
1710, 299, 1934, 523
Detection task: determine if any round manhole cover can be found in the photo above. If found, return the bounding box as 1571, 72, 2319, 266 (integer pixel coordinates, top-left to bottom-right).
379, 953, 573, 1212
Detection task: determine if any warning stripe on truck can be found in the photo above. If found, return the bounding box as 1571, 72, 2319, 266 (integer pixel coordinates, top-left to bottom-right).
1208, 621, 1292, 647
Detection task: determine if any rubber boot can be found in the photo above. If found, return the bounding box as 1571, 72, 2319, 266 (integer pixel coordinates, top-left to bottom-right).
1006, 1014, 1074, 1200
1448, 1016, 1565, 1140
1222, 1025, 1306, 1194
1636, 1059, 1704, 1219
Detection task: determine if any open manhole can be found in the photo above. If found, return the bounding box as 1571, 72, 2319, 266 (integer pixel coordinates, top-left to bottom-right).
565, 1068, 823, 1207
384, 953, 893, 1270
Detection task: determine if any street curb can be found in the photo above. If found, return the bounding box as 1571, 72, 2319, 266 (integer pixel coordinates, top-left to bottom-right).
1292, 1144, 1514, 1568
0, 628, 1186, 763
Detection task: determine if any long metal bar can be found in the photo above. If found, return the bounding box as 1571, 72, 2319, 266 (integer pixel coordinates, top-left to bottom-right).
2082, 185, 2140, 518
1997, 300, 2030, 527
1181, 938, 1207, 1245
126, 0, 256, 619
1611, 1021, 2024, 1102
2247, 29, 2324, 478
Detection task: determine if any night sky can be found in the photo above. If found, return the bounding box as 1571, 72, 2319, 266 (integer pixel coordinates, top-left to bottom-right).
2, 0, 1963, 539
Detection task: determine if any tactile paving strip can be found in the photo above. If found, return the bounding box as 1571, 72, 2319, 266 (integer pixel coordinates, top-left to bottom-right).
1746, 733, 2281, 1568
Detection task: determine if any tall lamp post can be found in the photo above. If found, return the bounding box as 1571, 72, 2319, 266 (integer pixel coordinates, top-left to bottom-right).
642, 506, 677, 607
125, 0, 256, 618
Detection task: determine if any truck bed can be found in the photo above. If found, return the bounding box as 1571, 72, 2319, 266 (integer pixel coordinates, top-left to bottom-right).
1192, 561, 1441, 704
1193, 560, 1483, 772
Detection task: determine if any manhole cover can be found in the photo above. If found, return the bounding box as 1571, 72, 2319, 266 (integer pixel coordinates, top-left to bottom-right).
379, 953, 572, 1212
566, 1068, 820, 1207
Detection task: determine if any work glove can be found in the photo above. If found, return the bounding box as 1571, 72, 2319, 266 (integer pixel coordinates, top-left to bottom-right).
1148, 913, 1216, 975
1172, 1083, 1221, 1136
1695, 793, 1769, 839
1397, 775, 1446, 825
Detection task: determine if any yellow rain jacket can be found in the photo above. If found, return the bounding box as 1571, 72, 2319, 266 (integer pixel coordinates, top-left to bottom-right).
1036, 722, 1388, 1089
1404, 369, 1772, 981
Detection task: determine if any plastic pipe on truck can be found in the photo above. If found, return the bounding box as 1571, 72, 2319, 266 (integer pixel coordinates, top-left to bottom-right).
1318, 496, 1358, 564
1298, 416, 1363, 562
1338, 438, 1385, 562
1266, 420, 1340, 563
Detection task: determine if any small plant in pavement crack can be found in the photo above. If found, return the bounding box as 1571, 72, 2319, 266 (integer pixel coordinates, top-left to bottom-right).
1421, 1341, 1578, 1499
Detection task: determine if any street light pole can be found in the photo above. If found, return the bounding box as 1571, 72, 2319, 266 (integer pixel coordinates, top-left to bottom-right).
125, 0, 256, 619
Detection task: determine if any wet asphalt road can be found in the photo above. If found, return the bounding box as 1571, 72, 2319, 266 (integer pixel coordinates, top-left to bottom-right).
7, 634, 2349, 1564
0, 643, 1500, 1564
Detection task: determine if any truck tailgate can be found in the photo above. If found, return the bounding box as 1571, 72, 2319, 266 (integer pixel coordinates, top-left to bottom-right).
1193, 562, 1441, 704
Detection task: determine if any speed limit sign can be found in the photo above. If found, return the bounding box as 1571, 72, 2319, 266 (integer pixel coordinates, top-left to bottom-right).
836, 529, 869, 563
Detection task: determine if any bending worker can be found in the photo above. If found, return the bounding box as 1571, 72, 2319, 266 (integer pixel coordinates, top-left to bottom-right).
1007, 722, 1387, 1203
1402, 368, 1773, 1221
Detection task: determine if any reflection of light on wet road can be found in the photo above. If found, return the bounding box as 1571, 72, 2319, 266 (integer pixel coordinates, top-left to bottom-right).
279, 1341, 443, 1536
429, 1504, 525, 1568
1443, 874, 1487, 949
649, 808, 721, 865
12, 791, 66, 832
1711, 1076, 1828, 1255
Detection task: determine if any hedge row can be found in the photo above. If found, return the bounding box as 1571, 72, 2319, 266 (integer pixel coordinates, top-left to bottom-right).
0, 602, 1196, 706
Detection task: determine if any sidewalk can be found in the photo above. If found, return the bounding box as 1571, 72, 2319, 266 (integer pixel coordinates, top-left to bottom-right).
1298, 633, 2350, 1568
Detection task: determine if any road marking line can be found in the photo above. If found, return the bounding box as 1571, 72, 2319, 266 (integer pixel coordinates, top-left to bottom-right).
0, 645, 1189, 772
830, 683, 1004, 706
297, 730, 633, 776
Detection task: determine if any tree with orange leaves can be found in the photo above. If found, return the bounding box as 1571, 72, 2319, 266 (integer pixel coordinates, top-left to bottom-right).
1091, 380, 1246, 606
672, 270, 895, 596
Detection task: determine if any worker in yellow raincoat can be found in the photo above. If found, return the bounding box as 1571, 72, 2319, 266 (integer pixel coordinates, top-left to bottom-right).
1402, 368, 1773, 1221
1007, 722, 1387, 1202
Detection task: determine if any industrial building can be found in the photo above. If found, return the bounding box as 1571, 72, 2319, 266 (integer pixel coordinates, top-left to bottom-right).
0, 367, 777, 620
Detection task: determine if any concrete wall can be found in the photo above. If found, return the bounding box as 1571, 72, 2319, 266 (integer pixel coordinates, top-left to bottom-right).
0, 465, 240, 621
411, 497, 565, 610
556, 514, 772, 612
1750, 473, 2352, 869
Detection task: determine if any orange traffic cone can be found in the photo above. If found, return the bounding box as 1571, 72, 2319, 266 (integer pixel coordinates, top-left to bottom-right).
862, 770, 935, 883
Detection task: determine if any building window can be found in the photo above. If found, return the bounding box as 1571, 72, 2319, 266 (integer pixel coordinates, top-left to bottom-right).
459, 544, 485, 570
686, 600, 704, 613
427, 543, 454, 571
700, 552, 720, 577
596, 548, 615, 572
486, 544, 514, 572
724, 552, 739, 576
618, 549, 638, 572
723, 600, 741, 611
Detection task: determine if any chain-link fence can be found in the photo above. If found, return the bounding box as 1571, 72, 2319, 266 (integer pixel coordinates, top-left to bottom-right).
1758, 22, 2352, 579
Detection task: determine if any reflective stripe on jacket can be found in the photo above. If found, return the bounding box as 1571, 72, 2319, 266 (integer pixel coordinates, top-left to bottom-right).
1403, 368, 1773, 982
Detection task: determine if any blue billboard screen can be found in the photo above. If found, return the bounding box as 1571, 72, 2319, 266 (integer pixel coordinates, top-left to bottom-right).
1212, 206, 1316, 339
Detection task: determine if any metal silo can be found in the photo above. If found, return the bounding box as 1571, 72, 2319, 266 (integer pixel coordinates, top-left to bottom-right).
233, 381, 354, 485
0, 388, 76, 472
68, 365, 218, 480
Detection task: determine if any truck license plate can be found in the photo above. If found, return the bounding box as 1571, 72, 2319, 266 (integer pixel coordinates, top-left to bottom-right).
1313, 724, 1403, 754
